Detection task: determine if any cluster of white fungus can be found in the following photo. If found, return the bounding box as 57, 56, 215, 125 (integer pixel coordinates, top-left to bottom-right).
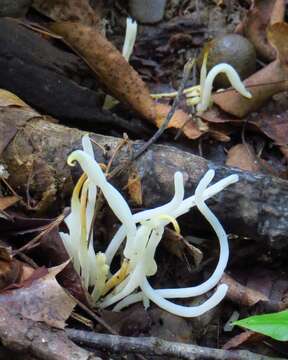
60, 135, 239, 317
152, 48, 252, 114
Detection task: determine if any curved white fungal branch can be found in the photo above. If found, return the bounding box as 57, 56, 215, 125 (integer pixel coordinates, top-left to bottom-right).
197, 63, 252, 114
122, 18, 138, 62
61, 135, 239, 318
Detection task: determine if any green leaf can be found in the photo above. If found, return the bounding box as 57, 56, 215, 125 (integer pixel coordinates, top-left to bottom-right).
233, 310, 288, 341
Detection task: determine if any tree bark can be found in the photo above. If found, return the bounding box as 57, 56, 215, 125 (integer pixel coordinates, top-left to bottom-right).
1, 109, 288, 249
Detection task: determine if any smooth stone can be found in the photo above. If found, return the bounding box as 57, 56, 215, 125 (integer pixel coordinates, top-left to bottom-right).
129, 0, 167, 24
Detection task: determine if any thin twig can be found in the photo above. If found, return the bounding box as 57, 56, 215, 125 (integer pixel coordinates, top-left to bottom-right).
66, 330, 285, 360
133, 58, 195, 160
13, 212, 66, 254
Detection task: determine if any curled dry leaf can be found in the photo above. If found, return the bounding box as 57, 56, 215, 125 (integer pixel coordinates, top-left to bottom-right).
0, 262, 76, 329
212, 22, 288, 118
223, 331, 264, 350
0, 88, 30, 108
33, 0, 100, 28
155, 103, 203, 140
241, 0, 285, 61
226, 144, 260, 172
50, 21, 156, 121
221, 273, 268, 307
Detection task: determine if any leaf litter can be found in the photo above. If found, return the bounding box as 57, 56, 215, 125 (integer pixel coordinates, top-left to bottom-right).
0, 0, 288, 359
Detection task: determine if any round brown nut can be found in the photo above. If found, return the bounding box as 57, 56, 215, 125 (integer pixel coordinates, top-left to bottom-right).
198, 34, 256, 88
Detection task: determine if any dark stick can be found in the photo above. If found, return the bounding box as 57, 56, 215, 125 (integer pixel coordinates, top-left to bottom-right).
66, 329, 285, 360
133, 58, 195, 160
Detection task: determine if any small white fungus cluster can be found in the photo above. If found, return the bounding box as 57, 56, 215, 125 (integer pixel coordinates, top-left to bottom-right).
152, 49, 252, 115
60, 135, 239, 317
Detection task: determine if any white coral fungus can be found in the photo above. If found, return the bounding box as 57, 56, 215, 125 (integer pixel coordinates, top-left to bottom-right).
60, 135, 239, 317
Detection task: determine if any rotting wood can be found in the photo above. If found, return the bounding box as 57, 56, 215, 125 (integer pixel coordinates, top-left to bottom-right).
0, 18, 151, 137
1, 110, 288, 249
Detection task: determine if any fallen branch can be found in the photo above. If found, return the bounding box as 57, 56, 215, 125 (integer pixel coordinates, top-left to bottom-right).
66, 329, 285, 360
1, 110, 288, 249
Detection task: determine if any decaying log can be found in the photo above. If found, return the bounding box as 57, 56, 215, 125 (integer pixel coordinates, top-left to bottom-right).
1, 108, 288, 249
0, 18, 103, 119
0, 18, 151, 137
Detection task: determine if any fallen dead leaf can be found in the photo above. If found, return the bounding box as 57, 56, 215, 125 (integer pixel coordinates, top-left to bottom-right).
50, 21, 156, 121
226, 144, 260, 172
211, 22, 288, 118
0, 262, 76, 329
155, 103, 203, 139
0, 90, 40, 156
241, 0, 285, 61
0, 89, 30, 108
163, 228, 203, 267
127, 168, 142, 206
33, 0, 100, 28
0, 247, 22, 290
249, 109, 288, 146
223, 331, 264, 350
0, 195, 19, 211
221, 273, 268, 307
39, 227, 89, 305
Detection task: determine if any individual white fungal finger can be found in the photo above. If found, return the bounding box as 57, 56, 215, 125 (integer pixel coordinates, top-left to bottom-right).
197, 63, 252, 114
172, 173, 239, 219
82, 134, 95, 159
141, 278, 228, 318
152, 170, 230, 299
68, 150, 137, 256
122, 18, 138, 62
127, 223, 153, 266
113, 292, 144, 311
100, 261, 145, 308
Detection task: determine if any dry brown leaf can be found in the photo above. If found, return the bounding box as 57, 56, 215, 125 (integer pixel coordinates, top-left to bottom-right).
50, 21, 156, 121
0, 247, 23, 290
221, 273, 268, 307
241, 0, 285, 61
0, 195, 19, 211
0, 90, 41, 155
226, 144, 260, 172
127, 168, 142, 206
249, 109, 288, 146
163, 229, 203, 267
223, 331, 264, 350
0, 262, 76, 329
212, 22, 288, 118
155, 103, 203, 139
33, 0, 100, 28
0, 89, 30, 107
